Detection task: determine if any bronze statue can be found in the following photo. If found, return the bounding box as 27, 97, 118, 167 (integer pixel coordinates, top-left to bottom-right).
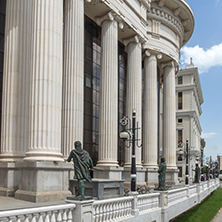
156, 157, 166, 191
67, 141, 93, 199
193, 164, 200, 183
206, 166, 209, 180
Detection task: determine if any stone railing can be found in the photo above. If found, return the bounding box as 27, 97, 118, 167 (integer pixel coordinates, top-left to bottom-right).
168, 187, 187, 204
0, 179, 219, 222
92, 196, 134, 222
0, 204, 76, 222
189, 185, 197, 196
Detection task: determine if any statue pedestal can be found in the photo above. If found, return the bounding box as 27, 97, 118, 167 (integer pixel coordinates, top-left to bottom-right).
69, 178, 124, 200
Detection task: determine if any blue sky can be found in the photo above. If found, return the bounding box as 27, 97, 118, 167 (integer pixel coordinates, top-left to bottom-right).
181, 0, 222, 161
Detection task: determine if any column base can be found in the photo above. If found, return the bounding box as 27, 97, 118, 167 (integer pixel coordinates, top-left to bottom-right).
93, 166, 123, 180
145, 167, 158, 186
166, 168, 179, 185
15, 161, 73, 202
122, 167, 146, 186
0, 162, 19, 197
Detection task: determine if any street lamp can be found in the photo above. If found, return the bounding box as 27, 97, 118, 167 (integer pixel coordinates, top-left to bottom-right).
178, 139, 189, 185
119, 109, 141, 192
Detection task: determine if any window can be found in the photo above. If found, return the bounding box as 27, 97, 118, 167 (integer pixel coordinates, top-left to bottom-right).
178, 167, 182, 177
178, 92, 183, 109
178, 118, 183, 124
178, 129, 183, 144
178, 76, 183, 84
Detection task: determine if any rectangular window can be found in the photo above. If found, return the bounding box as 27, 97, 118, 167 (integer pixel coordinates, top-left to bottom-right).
178, 76, 183, 84
178, 167, 182, 177
178, 92, 183, 109
178, 118, 183, 124
178, 129, 183, 143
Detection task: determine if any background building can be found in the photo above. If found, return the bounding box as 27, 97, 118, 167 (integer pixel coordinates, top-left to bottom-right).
175, 60, 205, 183
0, 0, 195, 202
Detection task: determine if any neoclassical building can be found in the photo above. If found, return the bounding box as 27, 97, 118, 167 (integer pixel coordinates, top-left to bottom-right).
0, 0, 194, 202
175, 61, 205, 183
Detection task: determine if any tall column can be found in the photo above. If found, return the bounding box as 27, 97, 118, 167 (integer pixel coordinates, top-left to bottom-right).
96, 12, 119, 167
124, 36, 142, 168
62, 0, 84, 157
0, 0, 31, 161
143, 51, 162, 169
162, 61, 177, 169
24, 0, 63, 161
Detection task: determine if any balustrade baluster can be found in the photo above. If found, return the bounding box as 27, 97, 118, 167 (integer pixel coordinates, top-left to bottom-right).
16, 215, 23, 222
95, 205, 99, 222
57, 210, 62, 222
62, 210, 67, 222
106, 203, 110, 221
9, 216, 15, 222
24, 214, 30, 222
51, 211, 56, 222
67, 209, 73, 222
31, 214, 37, 222
38, 213, 43, 222
99, 205, 103, 222
103, 204, 107, 221
45, 213, 50, 222
109, 203, 113, 220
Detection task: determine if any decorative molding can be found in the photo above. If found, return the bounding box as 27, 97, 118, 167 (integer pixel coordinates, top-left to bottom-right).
173, 8, 182, 16
158, 0, 166, 8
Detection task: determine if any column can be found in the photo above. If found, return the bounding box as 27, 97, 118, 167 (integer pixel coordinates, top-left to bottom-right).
124, 36, 142, 168
96, 12, 119, 167
143, 51, 162, 168
162, 61, 177, 169
0, 0, 31, 161
24, 0, 63, 161
62, 0, 84, 157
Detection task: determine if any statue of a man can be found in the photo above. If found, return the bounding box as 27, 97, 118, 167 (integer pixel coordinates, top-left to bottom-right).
157, 157, 166, 190
67, 141, 93, 198
193, 164, 200, 183
206, 166, 209, 180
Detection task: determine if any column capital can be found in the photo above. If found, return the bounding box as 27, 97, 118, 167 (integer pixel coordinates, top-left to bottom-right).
96, 11, 124, 29
161, 60, 176, 69
123, 35, 142, 47
143, 50, 162, 59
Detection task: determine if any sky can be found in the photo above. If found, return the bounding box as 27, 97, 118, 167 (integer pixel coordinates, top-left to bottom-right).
181, 0, 222, 161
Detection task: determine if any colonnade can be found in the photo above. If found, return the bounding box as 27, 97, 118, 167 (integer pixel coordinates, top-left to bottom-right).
0, 0, 177, 175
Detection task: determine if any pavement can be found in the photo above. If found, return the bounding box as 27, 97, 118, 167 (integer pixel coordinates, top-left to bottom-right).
211, 208, 222, 222
0, 196, 66, 211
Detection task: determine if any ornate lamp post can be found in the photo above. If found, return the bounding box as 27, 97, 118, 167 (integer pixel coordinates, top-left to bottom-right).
119, 109, 141, 192
178, 139, 189, 185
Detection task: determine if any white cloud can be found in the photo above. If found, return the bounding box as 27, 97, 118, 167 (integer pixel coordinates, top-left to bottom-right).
201, 132, 218, 139
180, 43, 222, 73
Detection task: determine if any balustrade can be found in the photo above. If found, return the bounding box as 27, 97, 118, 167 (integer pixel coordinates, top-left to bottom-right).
137, 193, 160, 212
0, 204, 76, 222
92, 196, 134, 222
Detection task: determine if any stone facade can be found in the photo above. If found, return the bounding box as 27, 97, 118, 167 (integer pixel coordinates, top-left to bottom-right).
0, 0, 195, 201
